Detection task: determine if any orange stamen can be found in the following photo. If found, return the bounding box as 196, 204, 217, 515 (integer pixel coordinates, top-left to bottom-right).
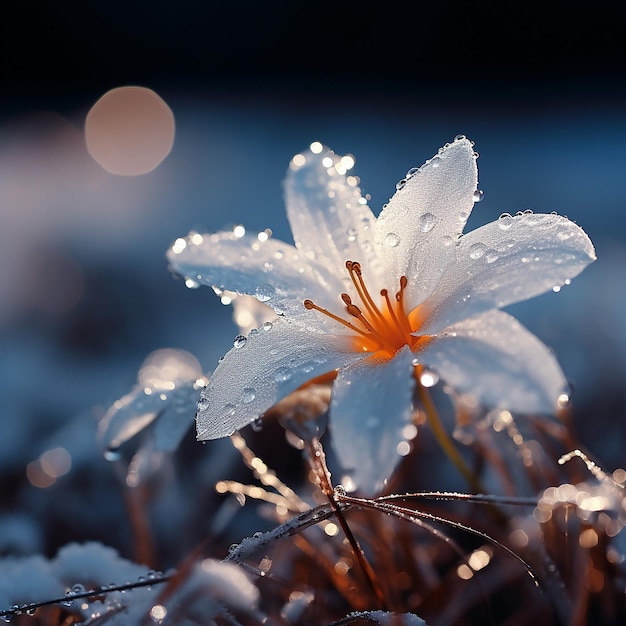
304, 261, 429, 359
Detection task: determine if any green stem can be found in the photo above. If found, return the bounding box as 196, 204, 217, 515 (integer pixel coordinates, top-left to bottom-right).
416, 382, 484, 494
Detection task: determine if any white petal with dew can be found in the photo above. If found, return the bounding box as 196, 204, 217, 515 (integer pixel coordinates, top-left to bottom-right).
330, 347, 415, 495
167, 231, 339, 318
284, 145, 382, 282
418, 310, 568, 414
196, 317, 363, 440
153, 380, 204, 451
373, 136, 478, 306
421, 212, 596, 333
99, 390, 162, 451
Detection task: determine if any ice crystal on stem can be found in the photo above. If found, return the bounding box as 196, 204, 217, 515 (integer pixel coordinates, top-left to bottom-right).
168, 136, 595, 494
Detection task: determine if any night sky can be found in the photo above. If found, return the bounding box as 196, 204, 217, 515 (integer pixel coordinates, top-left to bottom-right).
2, 1, 624, 111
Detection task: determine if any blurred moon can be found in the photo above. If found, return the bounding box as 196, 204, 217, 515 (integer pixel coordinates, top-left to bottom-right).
85, 86, 175, 176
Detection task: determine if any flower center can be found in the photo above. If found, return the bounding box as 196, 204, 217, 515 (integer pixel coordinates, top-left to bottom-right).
304, 261, 429, 359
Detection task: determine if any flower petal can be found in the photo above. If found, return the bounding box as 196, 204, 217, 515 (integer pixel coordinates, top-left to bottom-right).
418, 310, 568, 414
284, 145, 381, 279
420, 212, 596, 333
196, 317, 362, 439
373, 136, 478, 304
167, 230, 338, 318
329, 347, 415, 495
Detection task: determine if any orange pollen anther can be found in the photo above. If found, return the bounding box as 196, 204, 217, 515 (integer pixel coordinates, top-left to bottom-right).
303, 261, 429, 358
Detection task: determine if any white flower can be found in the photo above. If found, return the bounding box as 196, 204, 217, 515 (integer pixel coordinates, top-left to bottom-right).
167, 136, 596, 494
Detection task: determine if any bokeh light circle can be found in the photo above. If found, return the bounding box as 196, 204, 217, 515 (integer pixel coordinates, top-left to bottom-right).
85, 86, 175, 176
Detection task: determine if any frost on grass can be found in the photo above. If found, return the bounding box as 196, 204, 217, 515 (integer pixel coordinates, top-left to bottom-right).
0, 543, 261, 624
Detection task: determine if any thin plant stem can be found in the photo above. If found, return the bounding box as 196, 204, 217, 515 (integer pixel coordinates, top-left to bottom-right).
307, 437, 388, 609
415, 374, 484, 494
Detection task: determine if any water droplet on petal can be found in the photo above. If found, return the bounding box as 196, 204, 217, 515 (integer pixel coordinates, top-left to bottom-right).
233, 334, 247, 349
418, 212, 437, 233
104, 447, 121, 462
384, 232, 401, 247
223, 403, 236, 416
473, 189, 484, 202
184, 277, 200, 289
468, 242, 487, 259
430, 155, 442, 168
262, 321, 273, 331
498, 213, 514, 230
405, 166, 420, 178
251, 416, 263, 431
485, 251, 499, 263
273, 366, 292, 382
557, 392, 571, 409
395, 178, 407, 191
241, 388, 256, 404
197, 397, 209, 412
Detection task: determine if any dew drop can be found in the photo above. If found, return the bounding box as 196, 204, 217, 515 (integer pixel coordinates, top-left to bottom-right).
420, 369, 439, 387
405, 166, 420, 178
255, 283, 275, 302
223, 403, 236, 416
557, 230, 572, 241
241, 388, 256, 404
468, 242, 487, 259
346, 227, 357, 242
262, 321, 273, 331
197, 397, 209, 412
556, 392, 570, 410
430, 156, 442, 168
395, 178, 407, 191
498, 213, 514, 230
233, 334, 247, 349
473, 189, 484, 203
418, 212, 437, 233
333, 485, 347, 498
251, 416, 263, 431
384, 232, 401, 247
485, 251, 499, 264
273, 366, 292, 382
184, 277, 200, 289
104, 447, 121, 462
